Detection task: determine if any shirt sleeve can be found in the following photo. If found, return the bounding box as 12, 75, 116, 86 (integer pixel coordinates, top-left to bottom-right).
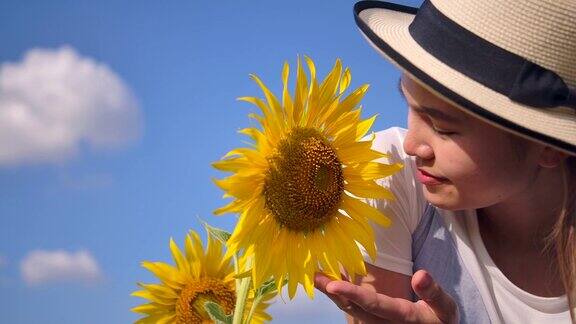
359, 127, 427, 276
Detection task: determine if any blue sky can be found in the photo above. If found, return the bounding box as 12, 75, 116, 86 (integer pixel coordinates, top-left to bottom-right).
0, 0, 422, 323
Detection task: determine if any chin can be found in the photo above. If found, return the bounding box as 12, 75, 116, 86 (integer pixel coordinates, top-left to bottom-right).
423, 185, 464, 210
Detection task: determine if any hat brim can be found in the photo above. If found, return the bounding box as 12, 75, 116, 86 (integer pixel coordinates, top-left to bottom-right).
354, 1, 576, 155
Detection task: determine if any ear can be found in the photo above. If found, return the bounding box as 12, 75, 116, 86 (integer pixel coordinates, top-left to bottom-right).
538, 146, 568, 168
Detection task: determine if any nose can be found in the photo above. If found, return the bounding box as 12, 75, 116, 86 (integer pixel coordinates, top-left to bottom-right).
403, 126, 434, 161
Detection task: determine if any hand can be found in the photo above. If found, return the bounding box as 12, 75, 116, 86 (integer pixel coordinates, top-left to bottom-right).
314, 270, 459, 324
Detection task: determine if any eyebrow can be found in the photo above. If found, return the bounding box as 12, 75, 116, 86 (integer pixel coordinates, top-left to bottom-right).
397, 78, 462, 123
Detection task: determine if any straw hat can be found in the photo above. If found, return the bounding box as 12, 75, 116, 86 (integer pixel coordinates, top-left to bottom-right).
354, 0, 576, 155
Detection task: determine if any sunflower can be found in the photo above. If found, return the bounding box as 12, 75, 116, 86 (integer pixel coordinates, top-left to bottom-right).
131, 229, 273, 323
213, 57, 402, 299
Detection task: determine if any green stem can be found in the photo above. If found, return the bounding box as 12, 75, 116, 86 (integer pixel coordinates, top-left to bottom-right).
232, 255, 251, 324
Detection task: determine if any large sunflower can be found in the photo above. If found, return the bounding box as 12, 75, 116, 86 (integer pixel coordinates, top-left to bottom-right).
131, 230, 273, 323
213, 57, 402, 299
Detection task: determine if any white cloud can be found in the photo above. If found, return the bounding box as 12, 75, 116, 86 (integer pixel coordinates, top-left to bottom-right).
0, 46, 142, 166
268, 287, 345, 324
20, 249, 102, 286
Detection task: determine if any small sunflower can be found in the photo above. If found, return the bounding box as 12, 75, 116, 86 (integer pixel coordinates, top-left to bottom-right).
131, 229, 273, 323
213, 57, 402, 299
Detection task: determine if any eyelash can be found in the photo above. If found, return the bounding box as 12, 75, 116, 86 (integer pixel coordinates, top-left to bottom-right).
432, 127, 456, 136
411, 108, 457, 136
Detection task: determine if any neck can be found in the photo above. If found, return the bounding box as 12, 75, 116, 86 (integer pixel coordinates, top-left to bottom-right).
477, 166, 564, 251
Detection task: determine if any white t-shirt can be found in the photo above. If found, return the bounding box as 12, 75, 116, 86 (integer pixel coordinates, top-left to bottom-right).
363, 127, 570, 324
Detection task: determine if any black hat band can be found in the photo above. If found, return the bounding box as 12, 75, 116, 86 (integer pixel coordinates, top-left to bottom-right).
409, 0, 576, 109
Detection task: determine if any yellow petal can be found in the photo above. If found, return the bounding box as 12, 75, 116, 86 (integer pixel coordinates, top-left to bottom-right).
287, 266, 298, 299
304, 58, 320, 127
318, 255, 340, 281
330, 222, 366, 276
282, 61, 294, 125
308, 230, 340, 280
304, 55, 317, 91
141, 262, 186, 290
223, 147, 268, 169
332, 122, 359, 148
212, 157, 252, 172
336, 214, 376, 261
317, 95, 343, 128
293, 56, 308, 125
132, 289, 152, 300
237, 96, 273, 121
248, 112, 263, 124
337, 141, 385, 165
135, 313, 175, 324
138, 283, 179, 300
131, 289, 175, 306
324, 224, 353, 271
169, 238, 189, 274
339, 67, 351, 95
131, 303, 170, 315
300, 247, 315, 299
237, 96, 281, 141
253, 238, 274, 288
227, 199, 269, 255
213, 173, 264, 200
205, 233, 225, 277
184, 233, 201, 277
250, 74, 284, 126
345, 180, 395, 200
355, 114, 377, 141
238, 127, 271, 155
320, 234, 343, 279
304, 56, 318, 111
323, 108, 360, 137
344, 162, 403, 181
213, 198, 253, 216
157, 315, 176, 324
189, 231, 206, 272
325, 84, 369, 123
282, 231, 301, 299
318, 59, 342, 109
341, 195, 392, 228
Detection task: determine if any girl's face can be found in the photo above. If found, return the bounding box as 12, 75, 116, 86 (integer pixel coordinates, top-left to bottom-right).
400, 75, 545, 210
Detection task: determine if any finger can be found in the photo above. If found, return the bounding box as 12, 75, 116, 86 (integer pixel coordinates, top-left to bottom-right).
337, 301, 389, 324
326, 280, 416, 323
314, 273, 387, 324
412, 270, 459, 324
314, 273, 352, 308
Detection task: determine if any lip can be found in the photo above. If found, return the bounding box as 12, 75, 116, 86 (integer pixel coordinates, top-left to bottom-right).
416, 168, 449, 185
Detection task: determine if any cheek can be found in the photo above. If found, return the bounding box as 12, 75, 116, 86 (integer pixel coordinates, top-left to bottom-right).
453, 164, 513, 207
424, 147, 525, 210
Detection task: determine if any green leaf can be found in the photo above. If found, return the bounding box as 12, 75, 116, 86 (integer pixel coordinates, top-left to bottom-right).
203, 222, 232, 244
256, 277, 288, 298
204, 301, 233, 324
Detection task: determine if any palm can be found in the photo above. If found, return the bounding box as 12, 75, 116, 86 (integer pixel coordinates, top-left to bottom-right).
315, 270, 458, 324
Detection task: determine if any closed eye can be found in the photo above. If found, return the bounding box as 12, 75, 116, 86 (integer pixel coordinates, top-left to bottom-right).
433, 128, 457, 136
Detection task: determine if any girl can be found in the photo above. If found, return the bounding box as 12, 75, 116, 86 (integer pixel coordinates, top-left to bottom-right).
315, 0, 576, 323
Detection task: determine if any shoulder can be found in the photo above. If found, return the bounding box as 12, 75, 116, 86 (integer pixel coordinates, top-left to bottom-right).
361, 127, 428, 275
367, 127, 428, 239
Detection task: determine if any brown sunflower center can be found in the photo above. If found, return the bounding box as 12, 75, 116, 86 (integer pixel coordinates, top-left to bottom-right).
263, 127, 344, 232
176, 278, 236, 324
